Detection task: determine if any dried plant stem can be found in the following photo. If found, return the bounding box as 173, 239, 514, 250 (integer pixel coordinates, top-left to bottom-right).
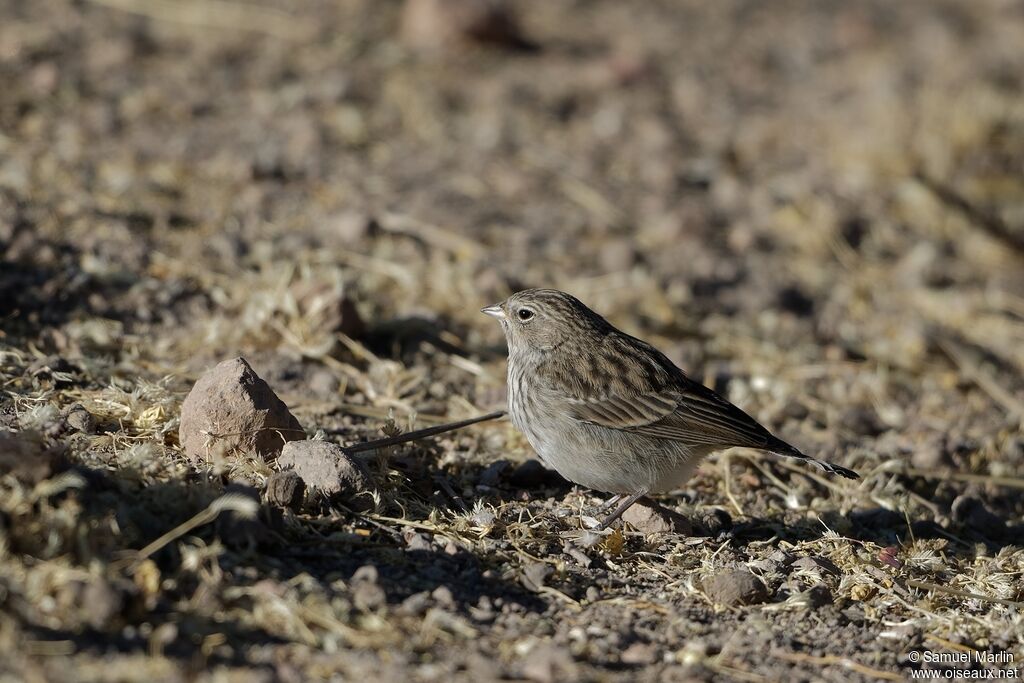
132, 493, 258, 564
340, 410, 507, 454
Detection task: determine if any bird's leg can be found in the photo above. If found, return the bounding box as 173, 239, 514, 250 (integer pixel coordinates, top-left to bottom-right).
600, 493, 623, 511
596, 490, 647, 530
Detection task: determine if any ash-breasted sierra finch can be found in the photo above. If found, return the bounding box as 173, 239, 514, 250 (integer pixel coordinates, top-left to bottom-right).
482, 288, 858, 529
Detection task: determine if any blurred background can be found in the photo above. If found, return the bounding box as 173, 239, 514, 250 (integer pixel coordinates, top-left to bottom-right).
2, 0, 1021, 374
1, 0, 1023, 680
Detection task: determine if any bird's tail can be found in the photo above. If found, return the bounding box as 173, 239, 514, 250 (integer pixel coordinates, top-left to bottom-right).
765, 436, 860, 480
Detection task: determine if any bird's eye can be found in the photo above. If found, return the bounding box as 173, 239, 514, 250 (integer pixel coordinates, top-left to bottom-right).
517, 307, 534, 322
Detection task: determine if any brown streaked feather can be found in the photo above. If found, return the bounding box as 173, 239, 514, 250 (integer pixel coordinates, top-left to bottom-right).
543, 329, 773, 450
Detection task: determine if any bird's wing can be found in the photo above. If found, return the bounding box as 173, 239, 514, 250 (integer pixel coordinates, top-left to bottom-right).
552, 333, 772, 448
565, 381, 772, 448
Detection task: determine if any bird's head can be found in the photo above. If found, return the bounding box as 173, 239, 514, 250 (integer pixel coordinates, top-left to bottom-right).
481, 288, 608, 354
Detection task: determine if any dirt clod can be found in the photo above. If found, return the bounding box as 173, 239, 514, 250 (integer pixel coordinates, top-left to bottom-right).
702, 570, 770, 606
178, 357, 304, 464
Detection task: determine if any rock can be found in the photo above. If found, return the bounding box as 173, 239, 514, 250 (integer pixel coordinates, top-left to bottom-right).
63, 403, 96, 434
622, 502, 692, 535
178, 357, 304, 464
702, 570, 769, 606
508, 460, 568, 489
400, 0, 535, 53
265, 470, 305, 511
278, 440, 371, 500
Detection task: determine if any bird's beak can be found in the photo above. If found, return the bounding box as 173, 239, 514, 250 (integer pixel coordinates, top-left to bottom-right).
481, 303, 505, 320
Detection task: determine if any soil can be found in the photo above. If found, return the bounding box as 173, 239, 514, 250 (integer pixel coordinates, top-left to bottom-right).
2, 0, 1023, 681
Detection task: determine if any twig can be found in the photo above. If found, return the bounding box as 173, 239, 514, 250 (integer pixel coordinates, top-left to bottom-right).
339, 410, 507, 454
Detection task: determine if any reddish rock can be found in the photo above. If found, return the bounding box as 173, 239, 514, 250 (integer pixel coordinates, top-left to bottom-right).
178, 357, 304, 464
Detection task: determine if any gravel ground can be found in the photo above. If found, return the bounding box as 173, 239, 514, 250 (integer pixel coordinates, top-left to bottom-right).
1, 0, 1023, 681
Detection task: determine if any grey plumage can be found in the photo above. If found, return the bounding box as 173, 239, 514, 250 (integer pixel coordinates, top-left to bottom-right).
483, 288, 858, 527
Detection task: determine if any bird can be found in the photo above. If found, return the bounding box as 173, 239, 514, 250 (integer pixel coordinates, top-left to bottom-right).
481, 288, 858, 530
